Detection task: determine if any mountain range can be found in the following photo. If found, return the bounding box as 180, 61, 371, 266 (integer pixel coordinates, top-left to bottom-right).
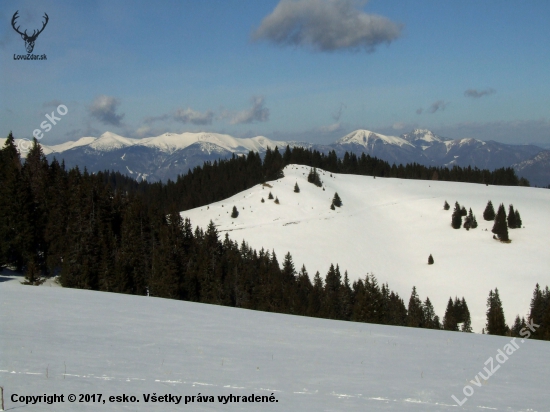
2, 129, 549, 186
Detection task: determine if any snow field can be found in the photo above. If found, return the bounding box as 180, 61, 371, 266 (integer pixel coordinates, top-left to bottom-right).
1, 279, 548, 411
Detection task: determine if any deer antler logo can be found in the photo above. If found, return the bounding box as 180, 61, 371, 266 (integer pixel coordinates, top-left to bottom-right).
11, 11, 49, 54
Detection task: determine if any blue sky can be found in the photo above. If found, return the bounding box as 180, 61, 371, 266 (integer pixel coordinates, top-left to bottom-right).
1, 0, 549, 146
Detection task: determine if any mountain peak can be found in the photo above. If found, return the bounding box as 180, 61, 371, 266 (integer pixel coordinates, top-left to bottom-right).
337, 130, 414, 148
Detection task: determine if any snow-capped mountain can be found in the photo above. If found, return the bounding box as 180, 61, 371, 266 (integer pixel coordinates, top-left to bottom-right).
2, 129, 546, 184
512, 150, 550, 187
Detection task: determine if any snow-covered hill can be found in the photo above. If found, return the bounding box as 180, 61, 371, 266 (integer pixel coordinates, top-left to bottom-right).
1, 277, 548, 411
182, 165, 550, 333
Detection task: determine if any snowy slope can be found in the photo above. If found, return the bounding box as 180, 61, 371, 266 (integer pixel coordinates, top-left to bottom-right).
1, 278, 548, 411
182, 165, 550, 333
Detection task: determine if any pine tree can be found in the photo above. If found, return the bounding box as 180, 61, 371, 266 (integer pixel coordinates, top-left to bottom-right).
460, 298, 472, 332
274, 197, 280, 204
443, 201, 450, 210
423, 297, 439, 329
330, 203, 335, 210
492, 203, 509, 241
515, 210, 522, 228
406, 286, 424, 328
451, 202, 462, 229
443, 298, 458, 331
332, 192, 342, 207
261, 197, 265, 203
486, 288, 507, 336
307, 167, 322, 187
511, 315, 525, 337
231, 206, 239, 218
460, 206, 467, 217
483, 200, 495, 221
470, 210, 478, 229
428, 254, 434, 265
268, 191, 274, 200
294, 182, 300, 193
507, 205, 517, 229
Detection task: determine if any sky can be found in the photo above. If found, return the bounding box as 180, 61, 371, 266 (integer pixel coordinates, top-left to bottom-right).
1, 0, 550, 146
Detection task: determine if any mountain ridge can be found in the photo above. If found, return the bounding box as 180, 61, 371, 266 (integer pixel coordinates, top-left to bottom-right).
1, 129, 547, 185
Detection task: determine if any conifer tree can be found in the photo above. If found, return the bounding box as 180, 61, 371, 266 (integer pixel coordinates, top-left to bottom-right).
330, 203, 335, 210
428, 254, 434, 265
511, 315, 525, 337
307, 271, 323, 317
339, 271, 353, 321
492, 204, 509, 241
406, 286, 424, 328
274, 197, 280, 204
268, 191, 274, 200
261, 197, 265, 203
486, 288, 507, 335
470, 209, 478, 229
294, 182, 300, 193
423, 297, 439, 329
515, 210, 522, 228
323, 264, 342, 319
460, 206, 467, 217
0, 133, 24, 268
460, 298, 473, 332
451, 202, 462, 229
332, 192, 342, 207
483, 200, 495, 221
231, 206, 239, 218
443, 200, 450, 210
307, 167, 322, 187
507, 204, 517, 229
294, 265, 312, 316
443, 298, 458, 331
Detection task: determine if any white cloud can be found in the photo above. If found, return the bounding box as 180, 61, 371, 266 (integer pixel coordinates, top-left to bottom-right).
252, 0, 402, 52
89, 95, 124, 127
229, 96, 270, 125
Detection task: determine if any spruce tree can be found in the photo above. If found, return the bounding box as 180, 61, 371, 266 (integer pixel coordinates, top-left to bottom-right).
486, 288, 507, 336
294, 182, 300, 193
406, 286, 424, 328
443, 201, 450, 210
307, 167, 322, 187
507, 205, 517, 229
231, 206, 239, 218
268, 191, 274, 200
443, 298, 457, 331
451, 202, 462, 229
515, 210, 522, 228
274, 197, 280, 204
330, 203, 335, 210
261, 197, 265, 203
332, 192, 342, 207
483, 200, 495, 221
423, 297, 439, 329
460, 206, 467, 217
492, 204, 509, 241
511, 315, 525, 337
428, 254, 434, 265
460, 298, 472, 332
